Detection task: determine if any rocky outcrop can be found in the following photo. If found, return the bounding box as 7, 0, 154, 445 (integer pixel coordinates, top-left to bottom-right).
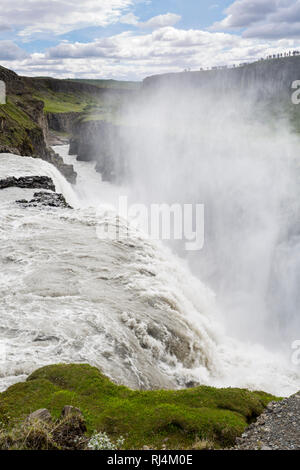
0, 175, 72, 209
47, 112, 81, 134
0, 175, 55, 191
16, 191, 72, 209
46, 149, 77, 184
27, 409, 52, 424
0, 66, 77, 184
69, 120, 127, 182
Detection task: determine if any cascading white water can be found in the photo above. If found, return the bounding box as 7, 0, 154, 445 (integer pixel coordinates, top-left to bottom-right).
117, 86, 300, 352
0, 147, 298, 396
0, 153, 79, 208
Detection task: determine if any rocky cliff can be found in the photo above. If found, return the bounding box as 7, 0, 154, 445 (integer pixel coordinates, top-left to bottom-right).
47, 112, 81, 134
69, 119, 127, 182
0, 66, 77, 183
143, 56, 300, 100
66, 55, 300, 185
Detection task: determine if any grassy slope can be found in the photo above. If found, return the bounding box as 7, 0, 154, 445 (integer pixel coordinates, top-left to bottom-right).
33, 89, 95, 114
0, 364, 278, 450
33, 87, 126, 123
0, 95, 42, 153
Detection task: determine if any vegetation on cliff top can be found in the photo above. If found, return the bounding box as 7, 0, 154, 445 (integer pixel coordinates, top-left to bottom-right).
0, 364, 279, 450
33, 91, 91, 114
66, 78, 141, 91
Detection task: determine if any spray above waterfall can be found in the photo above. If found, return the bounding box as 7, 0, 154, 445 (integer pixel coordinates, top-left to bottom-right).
109, 81, 300, 353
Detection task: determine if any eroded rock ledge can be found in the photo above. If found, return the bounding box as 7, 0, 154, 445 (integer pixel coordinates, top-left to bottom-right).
16, 191, 72, 209
0, 176, 55, 191
0, 175, 72, 209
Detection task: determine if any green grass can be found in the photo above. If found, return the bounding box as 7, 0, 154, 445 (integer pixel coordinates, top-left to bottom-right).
0, 97, 42, 153
33, 92, 92, 114
0, 364, 279, 450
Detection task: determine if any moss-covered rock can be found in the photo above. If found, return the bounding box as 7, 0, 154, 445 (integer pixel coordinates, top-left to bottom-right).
0, 364, 279, 450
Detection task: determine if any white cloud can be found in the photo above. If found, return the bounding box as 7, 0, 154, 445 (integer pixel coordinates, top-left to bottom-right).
138, 13, 181, 30
46, 28, 239, 61
120, 13, 139, 25
0, 41, 27, 60
3, 25, 296, 81
212, 0, 300, 39
0, 0, 135, 38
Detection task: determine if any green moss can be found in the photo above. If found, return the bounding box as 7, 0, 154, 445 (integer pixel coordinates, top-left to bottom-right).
0, 364, 279, 450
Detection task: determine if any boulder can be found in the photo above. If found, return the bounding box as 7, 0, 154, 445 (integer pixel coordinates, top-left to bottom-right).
16, 191, 72, 209
26, 408, 52, 424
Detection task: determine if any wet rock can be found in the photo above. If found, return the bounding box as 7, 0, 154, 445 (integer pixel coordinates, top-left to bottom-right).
0, 175, 55, 191
69, 120, 126, 183
16, 191, 72, 209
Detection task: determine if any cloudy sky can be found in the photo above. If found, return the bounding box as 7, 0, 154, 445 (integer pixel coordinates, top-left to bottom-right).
0, 0, 300, 80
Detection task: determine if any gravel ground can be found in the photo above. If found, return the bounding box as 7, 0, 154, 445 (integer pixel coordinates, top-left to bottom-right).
233, 392, 300, 450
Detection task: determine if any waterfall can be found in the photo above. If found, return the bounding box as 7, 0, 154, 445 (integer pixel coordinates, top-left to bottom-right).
0, 147, 298, 396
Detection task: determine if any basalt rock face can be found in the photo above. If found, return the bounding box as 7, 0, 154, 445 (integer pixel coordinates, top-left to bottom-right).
0, 66, 76, 184
143, 56, 300, 97
47, 112, 81, 134
70, 120, 127, 182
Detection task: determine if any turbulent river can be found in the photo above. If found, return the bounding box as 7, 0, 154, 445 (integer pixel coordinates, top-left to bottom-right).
0, 145, 299, 396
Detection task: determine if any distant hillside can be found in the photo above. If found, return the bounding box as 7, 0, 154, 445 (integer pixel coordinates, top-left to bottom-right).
66, 78, 141, 91
23, 76, 135, 114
